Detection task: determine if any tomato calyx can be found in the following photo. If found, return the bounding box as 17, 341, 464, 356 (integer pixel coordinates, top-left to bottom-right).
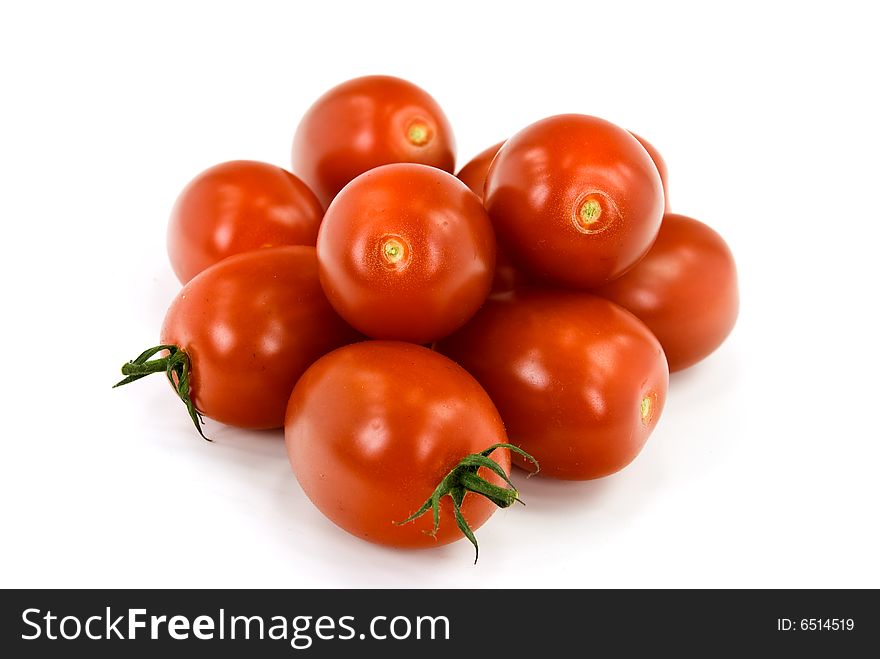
579, 198, 602, 225
640, 393, 658, 425
397, 443, 539, 563
406, 119, 432, 146
573, 191, 617, 235
379, 234, 411, 269
113, 344, 208, 440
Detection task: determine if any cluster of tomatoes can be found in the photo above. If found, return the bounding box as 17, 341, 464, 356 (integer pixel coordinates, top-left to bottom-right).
118, 75, 738, 561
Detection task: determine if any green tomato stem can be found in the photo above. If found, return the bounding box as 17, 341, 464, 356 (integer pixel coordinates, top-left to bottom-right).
397, 443, 539, 563
113, 344, 208, 440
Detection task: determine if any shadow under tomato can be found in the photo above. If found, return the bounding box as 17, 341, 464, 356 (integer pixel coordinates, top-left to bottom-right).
207, 423, 284, 444
510, 467, 618, 512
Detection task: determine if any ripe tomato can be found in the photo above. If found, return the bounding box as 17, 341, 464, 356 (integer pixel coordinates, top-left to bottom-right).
437, 290, 668, 480
116, 247, 360, 433
291, 76, 456, 209
631, 132, 670, 211
593, 213, 738, 371
456, 141, 530, 294
456, 140, 504, 200
285, 341, 524, 557
167, 160, 323, 284
484, 114, 664, 288
317, 164, 495, 343
490, 248, 529, 294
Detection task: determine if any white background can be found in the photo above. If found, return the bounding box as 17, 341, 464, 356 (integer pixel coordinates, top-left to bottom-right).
2, 1, 878, 589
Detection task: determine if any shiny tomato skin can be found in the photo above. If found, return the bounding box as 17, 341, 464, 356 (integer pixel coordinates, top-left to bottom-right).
593, 213, 739, 371
456, 141, 505, 200
285, 341, 510, 548
291, 76, 456, 209
484, 114, 664, 288
317, 163, 495, 343
631, 132, 671, 211
161, 246, 360, 429
437, 290, 668, 480
167, 160, 323, 284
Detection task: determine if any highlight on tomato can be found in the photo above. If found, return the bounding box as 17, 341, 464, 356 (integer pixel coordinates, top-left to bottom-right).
593, 213, 739, 371
115, 247, 361, 435
291, 75, 456, 209
284, 341, 537, 561
167, 160, 323, 284
438, 289, 669, 480
316, 163, 496, 343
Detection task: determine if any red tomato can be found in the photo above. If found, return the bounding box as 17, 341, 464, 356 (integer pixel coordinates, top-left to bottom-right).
167, 160, 323, 284
456, 141, 530, 294
285, 341, 521, 556
317, 164, 495, 343
484, 114, 664, 288
491, 248, 529, 295
593, 213, 738, 371
116, 247, 360, 432
631, 132, 671, 212
438, 290, 668, 480
291, 76, 456, 209
456, 141, 504, 200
